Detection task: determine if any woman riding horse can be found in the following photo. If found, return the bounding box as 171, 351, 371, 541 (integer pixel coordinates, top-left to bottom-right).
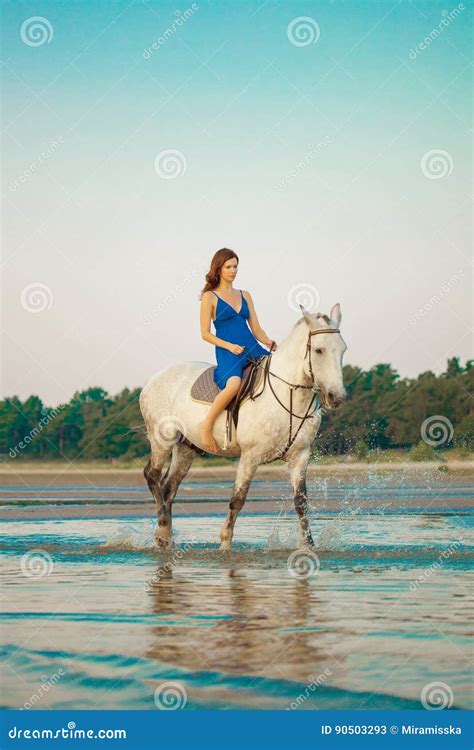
199, 248, 277, 453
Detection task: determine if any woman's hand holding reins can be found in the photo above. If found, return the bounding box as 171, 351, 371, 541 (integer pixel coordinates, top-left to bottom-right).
228, 343, 246, 355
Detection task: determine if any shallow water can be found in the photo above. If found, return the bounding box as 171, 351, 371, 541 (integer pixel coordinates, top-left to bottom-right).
0, 474, 472, 710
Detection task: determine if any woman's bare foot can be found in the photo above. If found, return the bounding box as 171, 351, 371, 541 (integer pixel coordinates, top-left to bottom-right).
199, 420, 219, 454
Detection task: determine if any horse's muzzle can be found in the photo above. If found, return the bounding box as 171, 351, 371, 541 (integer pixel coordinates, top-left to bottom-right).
318, 389, 346, 409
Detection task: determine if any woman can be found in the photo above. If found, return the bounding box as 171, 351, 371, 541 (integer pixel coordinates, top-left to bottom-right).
199, 248, 277, 453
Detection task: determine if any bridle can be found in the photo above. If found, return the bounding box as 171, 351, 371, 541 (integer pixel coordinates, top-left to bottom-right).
251, 327, 341, 459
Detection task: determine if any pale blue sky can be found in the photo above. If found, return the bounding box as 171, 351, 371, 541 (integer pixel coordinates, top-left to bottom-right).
2, 0, 472, 405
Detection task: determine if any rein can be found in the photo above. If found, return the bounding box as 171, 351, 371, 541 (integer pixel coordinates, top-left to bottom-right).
251, 327, 341, 459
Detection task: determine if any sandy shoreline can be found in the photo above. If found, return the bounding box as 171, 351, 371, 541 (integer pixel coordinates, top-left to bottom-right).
1, 460, 473, 486
2, 495, 473, 520
0, 460, 472, 520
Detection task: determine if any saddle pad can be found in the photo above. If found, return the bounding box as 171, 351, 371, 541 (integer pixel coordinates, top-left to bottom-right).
190, 365, 221, 404
190, 361, 258, 405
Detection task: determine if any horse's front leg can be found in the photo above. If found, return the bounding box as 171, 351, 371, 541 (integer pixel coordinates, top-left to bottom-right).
220, 452, 260, 551
286, 447, 314, 548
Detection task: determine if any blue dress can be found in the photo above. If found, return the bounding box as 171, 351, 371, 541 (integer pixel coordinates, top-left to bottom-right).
210, 289, 270, 389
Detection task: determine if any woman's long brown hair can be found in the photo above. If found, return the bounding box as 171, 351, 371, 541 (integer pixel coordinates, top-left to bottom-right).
199, 248, 239, 299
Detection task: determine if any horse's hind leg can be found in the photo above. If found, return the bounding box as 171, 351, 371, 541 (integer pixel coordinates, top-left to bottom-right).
143, 444, 172, 547
160, 443, 196, 536
286, 447, 314, 548
220, 452, 260, 551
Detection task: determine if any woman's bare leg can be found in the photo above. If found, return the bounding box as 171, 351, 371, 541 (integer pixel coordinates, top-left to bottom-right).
200, 376, 241, 453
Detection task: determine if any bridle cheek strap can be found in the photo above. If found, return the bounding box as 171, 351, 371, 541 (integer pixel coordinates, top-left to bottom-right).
305, 328, 340, 386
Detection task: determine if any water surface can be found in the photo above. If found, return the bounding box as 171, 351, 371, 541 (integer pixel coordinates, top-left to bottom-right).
0, 471, 472, 710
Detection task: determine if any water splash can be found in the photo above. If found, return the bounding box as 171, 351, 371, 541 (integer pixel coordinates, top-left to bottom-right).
315, 520, 343, 550
100, 519, 156, 551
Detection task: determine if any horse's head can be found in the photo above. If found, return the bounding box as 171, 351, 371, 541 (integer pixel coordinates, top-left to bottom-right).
299, 302, 347, 410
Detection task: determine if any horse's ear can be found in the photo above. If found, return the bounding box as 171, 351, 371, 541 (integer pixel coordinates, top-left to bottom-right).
330, 303, 341, 327
299, 304, 315, 328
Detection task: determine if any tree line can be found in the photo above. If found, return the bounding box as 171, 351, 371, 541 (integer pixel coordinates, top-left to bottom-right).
1, 357, 472, 462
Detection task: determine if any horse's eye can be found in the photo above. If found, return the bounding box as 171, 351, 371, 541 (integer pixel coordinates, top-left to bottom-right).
315, 348, 323, 355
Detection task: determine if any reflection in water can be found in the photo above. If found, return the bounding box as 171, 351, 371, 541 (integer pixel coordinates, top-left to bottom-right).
146, 568, 327, 681
0, 506, 472, 709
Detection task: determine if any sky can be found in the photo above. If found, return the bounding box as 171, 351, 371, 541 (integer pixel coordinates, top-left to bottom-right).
1, 0, 472, 406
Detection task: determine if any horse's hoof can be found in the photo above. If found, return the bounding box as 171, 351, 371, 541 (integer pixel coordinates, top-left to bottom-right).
154, 533, 172, 550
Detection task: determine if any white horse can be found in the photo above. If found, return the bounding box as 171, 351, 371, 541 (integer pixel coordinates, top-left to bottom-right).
139, 303, 347, 550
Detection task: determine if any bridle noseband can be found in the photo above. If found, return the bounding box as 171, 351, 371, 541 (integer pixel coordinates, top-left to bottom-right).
252, 327, 341, 459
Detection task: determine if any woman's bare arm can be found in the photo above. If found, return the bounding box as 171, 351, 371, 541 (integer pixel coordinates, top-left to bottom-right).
200, 292, 234, 351
243, 291, 276, 348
